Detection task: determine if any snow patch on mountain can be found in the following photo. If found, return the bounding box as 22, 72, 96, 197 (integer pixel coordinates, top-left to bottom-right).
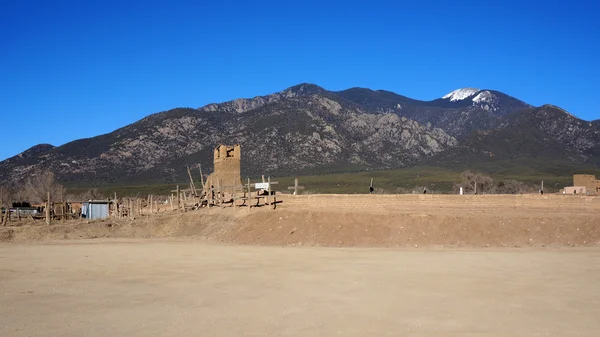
471, 91, 499, 111
472, 91, 494, 103
442, 88, 480, 102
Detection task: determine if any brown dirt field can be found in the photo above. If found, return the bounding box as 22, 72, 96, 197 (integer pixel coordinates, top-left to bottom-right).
1, 194, 598, 247
1, 241, 599, 336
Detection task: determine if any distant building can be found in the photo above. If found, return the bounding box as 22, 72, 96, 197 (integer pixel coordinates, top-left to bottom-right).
206, 144, 242, 188
562, 174, 600, 195
563, 186, 587, 195
573, 174, 600, 194
82, 201, 111, 220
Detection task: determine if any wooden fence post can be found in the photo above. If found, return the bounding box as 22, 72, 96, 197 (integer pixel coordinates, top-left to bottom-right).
248, 178, 252, 212
45, 192, 51, 225
1, 204, 8, 226
267, 176, 272, 205
176, 185, 180, 212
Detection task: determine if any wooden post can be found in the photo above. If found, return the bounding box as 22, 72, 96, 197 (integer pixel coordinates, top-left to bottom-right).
17, 207, 21, 221
119, 199, 123, 218
150, 194, 153, 214
287, 178, 305, 195
46, 191, 51, 225
2, 198, 9, 225
1, 204, 8, 227
233, 178, 237, 209
0, 188, 3, 226
198, 164, 205, 189
1, 188, 7, 226
248, 178, 251, 211
187, 166, 196, 197
61, 189, 65, 222
114, 192, 118, 218
176, 185, 180, 211
170, 194, 174, 211
267, 176, 272, 205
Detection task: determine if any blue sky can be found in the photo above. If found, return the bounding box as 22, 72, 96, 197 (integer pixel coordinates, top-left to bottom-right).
1, 0, 599, 160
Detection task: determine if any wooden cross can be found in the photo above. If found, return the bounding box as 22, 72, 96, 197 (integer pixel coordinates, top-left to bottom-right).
287, 178, 305, 195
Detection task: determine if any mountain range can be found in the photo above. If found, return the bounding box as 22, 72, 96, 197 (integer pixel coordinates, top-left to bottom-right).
1, 83, 598, 186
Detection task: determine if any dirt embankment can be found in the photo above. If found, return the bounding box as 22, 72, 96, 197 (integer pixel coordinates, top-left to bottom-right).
1, 194, 599, 247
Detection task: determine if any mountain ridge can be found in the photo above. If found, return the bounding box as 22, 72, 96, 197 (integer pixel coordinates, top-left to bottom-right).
1, 83, 598, 186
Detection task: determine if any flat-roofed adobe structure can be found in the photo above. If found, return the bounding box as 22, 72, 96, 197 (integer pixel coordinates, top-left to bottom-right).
573, 174, 600, 195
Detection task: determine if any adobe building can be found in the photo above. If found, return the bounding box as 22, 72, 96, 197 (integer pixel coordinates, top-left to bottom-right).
573, 174, 600, 195
563, 186, 587, 195
205, 144, 242, 188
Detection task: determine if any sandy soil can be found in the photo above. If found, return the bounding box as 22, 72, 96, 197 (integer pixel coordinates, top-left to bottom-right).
1, 194, 599, 247
1, 241, 599, 336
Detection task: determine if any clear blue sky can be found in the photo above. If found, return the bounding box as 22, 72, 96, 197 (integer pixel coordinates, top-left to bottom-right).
1, 0, 599, 160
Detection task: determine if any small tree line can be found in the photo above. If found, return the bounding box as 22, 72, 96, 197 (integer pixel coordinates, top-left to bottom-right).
454, 170, 536, 194
1, 169, 105, 219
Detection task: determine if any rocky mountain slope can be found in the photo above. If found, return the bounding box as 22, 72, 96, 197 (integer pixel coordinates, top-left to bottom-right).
336, 87, 532, 137
1, 84, 598, 186
427, 105, 600, 173
0, 84, 457, 184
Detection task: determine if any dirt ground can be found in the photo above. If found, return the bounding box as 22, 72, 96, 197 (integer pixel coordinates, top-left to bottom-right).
1, 195, 599, 336
1, 241, 599, 336
1, 194, 599, 247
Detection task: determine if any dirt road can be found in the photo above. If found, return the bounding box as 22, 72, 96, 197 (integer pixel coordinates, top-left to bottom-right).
1, 241, 599, 336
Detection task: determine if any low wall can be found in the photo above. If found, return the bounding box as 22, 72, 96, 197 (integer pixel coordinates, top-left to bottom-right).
276, 194, 599, 215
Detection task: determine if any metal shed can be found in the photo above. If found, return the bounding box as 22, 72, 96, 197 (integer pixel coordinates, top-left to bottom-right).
82, 201, 111, 220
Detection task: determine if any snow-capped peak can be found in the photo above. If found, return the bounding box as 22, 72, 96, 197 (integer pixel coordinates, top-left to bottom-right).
442, 88, 480, 102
